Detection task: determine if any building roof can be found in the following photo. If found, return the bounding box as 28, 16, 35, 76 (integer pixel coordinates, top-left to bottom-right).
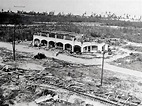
41, 30, 83, 38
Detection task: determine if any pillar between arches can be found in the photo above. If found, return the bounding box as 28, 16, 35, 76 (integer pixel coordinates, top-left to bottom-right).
54, 42, 57, 48
90, 46, 92, 52
63, 44, 65, 50
72, 45, 74, 52
32, 39, 35, 46
81, 47, 84, 53
38, 40, 41, 46
47, 41, 49, 48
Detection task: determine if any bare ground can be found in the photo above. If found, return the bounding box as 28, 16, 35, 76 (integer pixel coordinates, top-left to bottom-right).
0, 41, 142, 106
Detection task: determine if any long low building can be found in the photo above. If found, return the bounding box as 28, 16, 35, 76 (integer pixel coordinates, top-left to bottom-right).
33, 31, 108, 53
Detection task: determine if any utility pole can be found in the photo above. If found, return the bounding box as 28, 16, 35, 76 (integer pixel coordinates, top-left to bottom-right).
100, 44, 106, 86
101, 50, 105, 86
13, 25, 16, 61
12, 5, 25, 61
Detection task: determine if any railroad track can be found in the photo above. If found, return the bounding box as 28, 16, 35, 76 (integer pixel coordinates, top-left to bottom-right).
2, 70, 141, 106
28, 82, 141, 106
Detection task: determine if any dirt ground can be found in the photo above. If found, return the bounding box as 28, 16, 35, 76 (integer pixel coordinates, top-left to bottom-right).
110, 53, 142, 72
0, 41, 142, 106
1, 41, 142, 78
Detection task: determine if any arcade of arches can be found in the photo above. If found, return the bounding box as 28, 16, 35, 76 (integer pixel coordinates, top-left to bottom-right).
33, 39, 99, 53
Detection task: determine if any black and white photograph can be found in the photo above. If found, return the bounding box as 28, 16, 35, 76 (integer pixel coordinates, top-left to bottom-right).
0, 0, 142, 106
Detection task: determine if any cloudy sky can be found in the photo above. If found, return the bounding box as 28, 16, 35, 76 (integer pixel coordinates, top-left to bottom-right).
0, 0, 142, 16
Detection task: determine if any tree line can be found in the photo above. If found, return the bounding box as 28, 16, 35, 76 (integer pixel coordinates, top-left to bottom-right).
1, 10, 142, 28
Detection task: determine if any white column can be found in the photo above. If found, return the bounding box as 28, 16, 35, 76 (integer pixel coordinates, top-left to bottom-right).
38, 40, 41, 47
32, 39, 35, 46
63, 44, 65, 50
90, 46, 92, 52
47, 34, 49, 37
54, 42, 57, 48
55, 34, 57, 38
72, 45, 74, 52
81, 46, 84, 53
72, 38, 75, 52
47, 42, 49, 48
63, 35, 66, 40
86, 46, 88, 52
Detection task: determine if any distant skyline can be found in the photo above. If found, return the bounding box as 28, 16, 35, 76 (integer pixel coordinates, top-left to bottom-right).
0, 0, 142, 17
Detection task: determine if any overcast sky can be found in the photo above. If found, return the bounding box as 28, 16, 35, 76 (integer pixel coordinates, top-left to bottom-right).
0, 0, 142, 16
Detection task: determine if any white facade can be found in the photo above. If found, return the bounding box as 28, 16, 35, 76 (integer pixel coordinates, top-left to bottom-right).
33, 31, 108, 53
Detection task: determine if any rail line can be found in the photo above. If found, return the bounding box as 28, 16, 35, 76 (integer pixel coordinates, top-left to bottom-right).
28, 82, 141, 106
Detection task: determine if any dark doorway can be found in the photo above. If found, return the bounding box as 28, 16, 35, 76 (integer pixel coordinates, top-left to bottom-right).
49, 41, 55, 48
41, 40, 47, 46
65, 43, 72, 51
34, 39, 40, 47
56, 42, 63, 49
74, 45, 81, 53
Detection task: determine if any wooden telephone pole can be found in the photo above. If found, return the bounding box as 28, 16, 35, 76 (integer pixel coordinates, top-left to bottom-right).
12, 6, 25, 61
101, 49, 105, 86
100, 44, 106, 86
13, 25, 16, 61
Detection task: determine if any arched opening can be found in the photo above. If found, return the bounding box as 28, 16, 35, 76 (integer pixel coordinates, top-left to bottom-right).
83, 46, 88, 52
41, 40, 47, 46
56, 42, 63, 49
74, 45, 81, 53
92, 45, 98, 51
49, 41, 55, 48
65, 43, 72, 51
34, 39, 40, 47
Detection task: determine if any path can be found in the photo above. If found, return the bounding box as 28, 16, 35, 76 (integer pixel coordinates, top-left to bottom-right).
0, 42, 102, 65
126, 41, 142, 47
0, 42, 142, 78
101, 63, 142, 78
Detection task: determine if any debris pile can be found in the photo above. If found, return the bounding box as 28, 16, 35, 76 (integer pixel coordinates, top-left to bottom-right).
34, 53, 47, 59
0, 47, 141, 106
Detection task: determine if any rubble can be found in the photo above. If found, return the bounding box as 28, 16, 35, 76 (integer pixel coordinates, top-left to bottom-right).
35, 94, 52, 104
1, 65, 10, 72
34, 89, 59, 104
0, 46, 141, 106
34, 53, 47, 59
